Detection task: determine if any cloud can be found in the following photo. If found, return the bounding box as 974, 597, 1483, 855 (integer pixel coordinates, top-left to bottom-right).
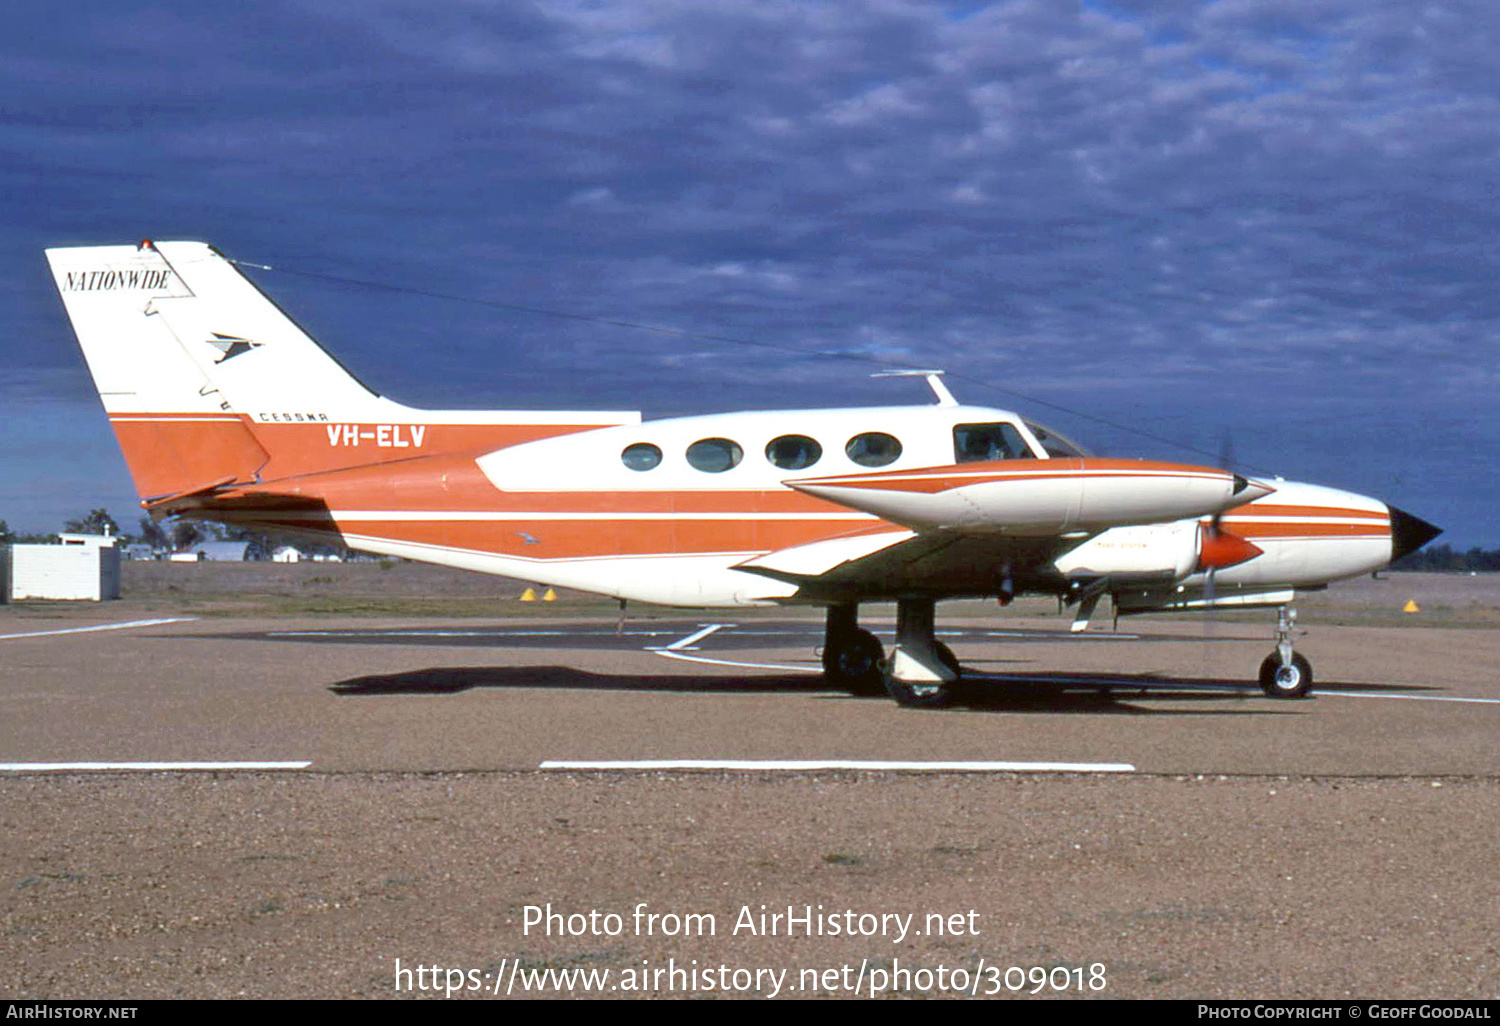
1, 0, 1495, 538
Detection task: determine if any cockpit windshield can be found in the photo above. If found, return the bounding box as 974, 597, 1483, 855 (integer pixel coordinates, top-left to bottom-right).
1023, 420, 1091, 459
953, 422, 1033, 462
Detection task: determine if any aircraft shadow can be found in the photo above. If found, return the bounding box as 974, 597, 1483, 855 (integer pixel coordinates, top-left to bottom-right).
215, 623, 1271, 651
953, 671, 1446, 706
329, 664, 1323, 715
330, 665, 828, 696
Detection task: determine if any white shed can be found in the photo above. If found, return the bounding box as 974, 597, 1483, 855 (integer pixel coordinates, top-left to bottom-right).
5, 534, 121, 601
194, 541, 252, 561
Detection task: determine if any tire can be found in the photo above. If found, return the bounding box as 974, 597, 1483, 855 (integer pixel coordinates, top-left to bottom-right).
882, 641, 960, 709
883, 674, 953, 709
933, 640, 961, 678
1259, 652, 1313, 699
822, 628, 886, 696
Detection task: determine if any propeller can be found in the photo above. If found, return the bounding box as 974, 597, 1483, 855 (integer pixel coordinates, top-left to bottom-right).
1195, 432, 1264, 683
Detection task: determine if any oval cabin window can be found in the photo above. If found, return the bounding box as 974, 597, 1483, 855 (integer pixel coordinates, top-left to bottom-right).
621, 442, 663, 471
845, 431, 902, 468
685, 437, 744, 473
765, 434, 822, 470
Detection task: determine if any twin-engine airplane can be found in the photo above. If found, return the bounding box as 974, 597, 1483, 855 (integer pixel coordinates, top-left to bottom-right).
45, 240, 1442, 707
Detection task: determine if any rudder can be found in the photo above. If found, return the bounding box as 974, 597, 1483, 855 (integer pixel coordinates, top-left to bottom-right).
45, 241, 273, 501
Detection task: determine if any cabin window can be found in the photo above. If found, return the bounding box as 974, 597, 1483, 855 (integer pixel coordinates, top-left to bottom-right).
1023, 419, 1091, 458
686, 437, 744, 473
953, 422, 1031, 462
621, 442, 663, 471
765, 434, 822, 470
845, 431, 902, 467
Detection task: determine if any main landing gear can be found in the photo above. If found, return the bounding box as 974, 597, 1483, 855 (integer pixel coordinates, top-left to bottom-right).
822, 599, 1315, 705
821, 599, 960, 708
1258, 604, 1313, 699
820, 604, 886, 697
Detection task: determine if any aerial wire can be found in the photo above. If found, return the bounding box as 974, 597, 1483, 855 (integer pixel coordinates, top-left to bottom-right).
228, 257, 1275, 474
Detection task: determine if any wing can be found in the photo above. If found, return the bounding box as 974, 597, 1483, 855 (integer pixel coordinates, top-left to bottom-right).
736, 457, 1273, 603
735, 526, 1087, 602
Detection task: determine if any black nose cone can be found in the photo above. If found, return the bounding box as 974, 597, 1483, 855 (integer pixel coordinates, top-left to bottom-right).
1388, 506, 1443, 563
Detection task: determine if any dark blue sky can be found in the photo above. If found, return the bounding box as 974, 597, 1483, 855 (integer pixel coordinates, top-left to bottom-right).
3, 1, 1495, 546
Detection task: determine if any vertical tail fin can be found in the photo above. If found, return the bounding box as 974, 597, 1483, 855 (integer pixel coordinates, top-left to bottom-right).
45, 240, 394, 501
45, 241, 273, 500
47, 240, 642, 505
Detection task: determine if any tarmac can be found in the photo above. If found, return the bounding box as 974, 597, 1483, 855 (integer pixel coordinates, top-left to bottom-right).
1, 568, 1496, 999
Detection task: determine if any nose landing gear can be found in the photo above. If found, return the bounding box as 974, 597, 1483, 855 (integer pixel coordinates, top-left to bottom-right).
1259, 605, 1313, 698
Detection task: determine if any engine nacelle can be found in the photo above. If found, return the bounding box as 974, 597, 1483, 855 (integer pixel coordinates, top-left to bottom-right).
1052, 521, 1199, 580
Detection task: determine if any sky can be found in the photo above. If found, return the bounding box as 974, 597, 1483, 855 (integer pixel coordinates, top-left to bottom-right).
2, 0, 1495, 547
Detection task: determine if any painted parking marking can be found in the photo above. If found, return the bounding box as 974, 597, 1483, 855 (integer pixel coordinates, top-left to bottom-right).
0, 761, 312, 772
0, 617, 197, 641
1323, 691, 1500, 706
268, 628, 681, 638
541, 759, 1136, 773
652, 623, 735, 651
664, 623, 735, 651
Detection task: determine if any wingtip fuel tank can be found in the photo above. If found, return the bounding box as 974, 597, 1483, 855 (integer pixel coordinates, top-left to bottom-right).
787, 458, 1273, 535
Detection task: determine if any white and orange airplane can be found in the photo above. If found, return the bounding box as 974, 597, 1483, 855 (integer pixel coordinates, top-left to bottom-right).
45, 240, 1441, 706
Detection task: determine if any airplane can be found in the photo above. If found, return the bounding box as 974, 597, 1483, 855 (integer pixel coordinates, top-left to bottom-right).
44, 240, 1443, 707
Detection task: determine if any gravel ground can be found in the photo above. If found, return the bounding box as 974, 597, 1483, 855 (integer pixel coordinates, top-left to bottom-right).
2, 772, 1495, 1000
3, 564, 1496, 1000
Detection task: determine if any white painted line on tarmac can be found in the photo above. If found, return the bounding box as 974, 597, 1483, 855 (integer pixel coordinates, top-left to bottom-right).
268, 628, 678, 638
660, 623, 735, 651
0, 617, 197, 642
541, 759, 1136, 773
1323, 691, 1500, 706
0, 761, 313, 772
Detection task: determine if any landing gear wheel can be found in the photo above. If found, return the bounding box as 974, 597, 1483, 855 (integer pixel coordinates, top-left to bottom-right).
883, 642, 959, 709
883, 673, 953, 709
1259, 652, 1313, 699
822, 628, 886, 696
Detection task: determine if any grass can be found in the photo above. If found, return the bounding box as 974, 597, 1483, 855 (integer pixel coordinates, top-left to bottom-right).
4, 561, 1497, 626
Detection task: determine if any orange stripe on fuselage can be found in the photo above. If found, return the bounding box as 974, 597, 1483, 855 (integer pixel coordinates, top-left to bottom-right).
796, 458, 1227, 495
206, 447, 884, 558
1221, 503, 1389, 521
1230, 523, 1390, 540
271, 517, 863, 560
108, 412, 621, 490
1216, 503, 1391, 541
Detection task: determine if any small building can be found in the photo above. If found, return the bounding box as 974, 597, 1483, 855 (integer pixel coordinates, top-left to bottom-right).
4, 534, 121, 601
271, 546, 302, 563
193, 541, 252, 562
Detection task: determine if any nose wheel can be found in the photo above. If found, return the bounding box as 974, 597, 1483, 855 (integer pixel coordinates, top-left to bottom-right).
1259, 605, 1313, 698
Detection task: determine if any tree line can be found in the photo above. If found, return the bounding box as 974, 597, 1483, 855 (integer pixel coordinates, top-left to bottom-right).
0, 509, 349, 560
1391, 543, 1500, 572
